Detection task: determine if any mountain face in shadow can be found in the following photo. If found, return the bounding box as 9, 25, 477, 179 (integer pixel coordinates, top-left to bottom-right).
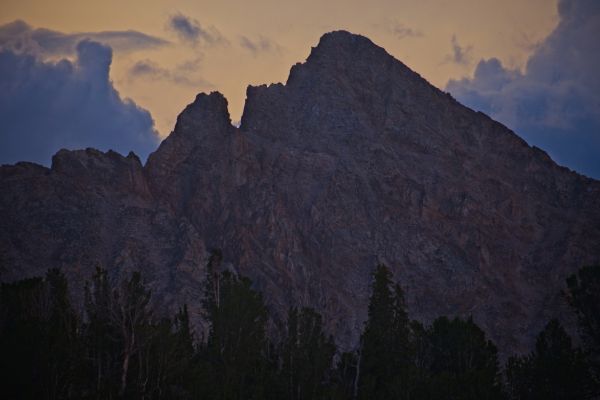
2, 31, 599, 355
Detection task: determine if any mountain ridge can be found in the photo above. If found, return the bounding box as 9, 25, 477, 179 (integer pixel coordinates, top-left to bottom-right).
2, 30, 600, 357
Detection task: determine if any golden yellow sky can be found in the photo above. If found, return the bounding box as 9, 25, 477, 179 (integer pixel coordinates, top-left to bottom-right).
0, 0, 559, 137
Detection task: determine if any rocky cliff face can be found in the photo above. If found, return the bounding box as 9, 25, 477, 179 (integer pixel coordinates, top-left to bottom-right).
2, 31, 599, 355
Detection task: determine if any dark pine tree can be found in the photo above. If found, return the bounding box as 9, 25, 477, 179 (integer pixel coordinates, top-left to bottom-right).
357, 264, 413, 400
0, 269, 79, 400
329, 351, 358, 400
44, 268, 80, 399
281, 307, 336, 400
112, 271, 153, 398
424, 316, 503, 400
565, 265, 600, 382
140, 306, 194, 399
506, 319, 595, 400
1, 276, 47, 399
83, 267, 120, 398
201, 269, 269, 400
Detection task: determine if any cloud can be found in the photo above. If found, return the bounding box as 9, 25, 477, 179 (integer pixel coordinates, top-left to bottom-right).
168, 13, 226, 46
128, 58, 211, 87
0, 20, 168, 57
444, 35, 472, 66
512, 31, 542, 53
176, 56, 203, 73
0, 40, 159, 166
373, 19, 424, 40
129, 59, 168, 78
239, 35, 282, 56
446, 0, 600, 178
392, 23, 423, 39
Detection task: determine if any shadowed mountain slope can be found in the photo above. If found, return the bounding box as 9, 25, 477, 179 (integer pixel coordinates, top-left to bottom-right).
2, 31, 599, 355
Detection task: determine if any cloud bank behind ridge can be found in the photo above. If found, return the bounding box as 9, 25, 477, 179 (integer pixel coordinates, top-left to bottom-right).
447, 0, 600, 179
0, 38, 159, 166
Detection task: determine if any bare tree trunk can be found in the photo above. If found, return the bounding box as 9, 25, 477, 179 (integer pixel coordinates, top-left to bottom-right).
120, 349, 130, 397
97, 359, 102, 393
120, 327, 135, 397
353, 342, 362, 399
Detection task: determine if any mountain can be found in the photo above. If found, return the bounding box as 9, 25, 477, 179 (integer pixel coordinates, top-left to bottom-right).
2, 31, 599, 356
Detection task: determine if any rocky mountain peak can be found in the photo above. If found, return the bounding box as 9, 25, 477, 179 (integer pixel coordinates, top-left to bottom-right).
51, 148, 141, 173
49, 147, 148, 195
152, 91, 232, 154
287, 30, 426, 94
241, 30, 466, 152
294, 30, 383, 72
145, 91, 235, 204
161, 91, 233, 149
177, 91, 232, 133
2, 31, 600, 358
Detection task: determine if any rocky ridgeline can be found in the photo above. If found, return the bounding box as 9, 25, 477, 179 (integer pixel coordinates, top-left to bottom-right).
2, 31, 599, 356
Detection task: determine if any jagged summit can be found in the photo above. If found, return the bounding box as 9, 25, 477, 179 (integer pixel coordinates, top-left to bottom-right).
240, 30, 434, 137
289, 30, 434, 95
313, 29, 369, 47
2, 31, 600, 357
171, 91, 233, 137
298, 30, 387, 71
294, 30, 409, 77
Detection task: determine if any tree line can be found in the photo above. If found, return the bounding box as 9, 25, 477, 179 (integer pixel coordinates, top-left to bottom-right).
1, 253, 599, 399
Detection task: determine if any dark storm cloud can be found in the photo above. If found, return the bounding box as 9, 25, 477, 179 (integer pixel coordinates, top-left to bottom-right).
0, 40, 159, 166
446, 0, 600, 178
168, 13, 226, 46
0, 20, 168, 57
239, 35, 282, 55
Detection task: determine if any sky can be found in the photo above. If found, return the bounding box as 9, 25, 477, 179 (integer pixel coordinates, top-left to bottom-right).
0, 0, 598, 178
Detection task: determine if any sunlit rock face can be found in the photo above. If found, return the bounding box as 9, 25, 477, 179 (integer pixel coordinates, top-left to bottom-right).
2, 31, 600, 356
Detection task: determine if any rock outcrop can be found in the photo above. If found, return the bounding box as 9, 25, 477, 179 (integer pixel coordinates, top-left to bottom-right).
2, 31, 600, 356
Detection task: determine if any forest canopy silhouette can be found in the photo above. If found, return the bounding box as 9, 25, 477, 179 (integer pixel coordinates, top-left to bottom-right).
1, 254, 598, 399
